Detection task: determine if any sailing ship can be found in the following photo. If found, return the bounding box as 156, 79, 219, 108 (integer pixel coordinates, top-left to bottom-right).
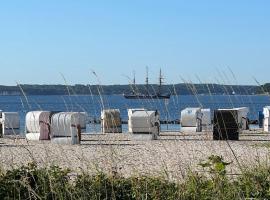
123, 68, 171, 99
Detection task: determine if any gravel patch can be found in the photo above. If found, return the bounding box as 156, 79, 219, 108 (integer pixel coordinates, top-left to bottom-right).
1, 131, 270, 180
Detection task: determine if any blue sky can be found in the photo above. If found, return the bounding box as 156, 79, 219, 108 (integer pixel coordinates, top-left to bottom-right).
0, 0, 269, 85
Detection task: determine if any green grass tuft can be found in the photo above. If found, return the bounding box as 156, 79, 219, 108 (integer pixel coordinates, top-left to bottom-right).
1, 157, 270, 199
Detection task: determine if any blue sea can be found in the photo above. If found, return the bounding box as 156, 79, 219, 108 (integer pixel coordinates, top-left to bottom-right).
0, 95, 269, 133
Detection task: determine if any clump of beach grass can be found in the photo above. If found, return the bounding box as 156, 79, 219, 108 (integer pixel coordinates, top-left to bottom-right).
2, 156, 270, 199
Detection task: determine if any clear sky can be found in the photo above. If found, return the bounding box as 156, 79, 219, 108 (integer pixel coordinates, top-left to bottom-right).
0, 0, 269, 86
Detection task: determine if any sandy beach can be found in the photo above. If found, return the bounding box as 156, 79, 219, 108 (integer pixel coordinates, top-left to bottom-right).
1, 131, 270, 180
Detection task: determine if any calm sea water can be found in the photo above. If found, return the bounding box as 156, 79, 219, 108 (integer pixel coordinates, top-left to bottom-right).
0, 95, 269, 133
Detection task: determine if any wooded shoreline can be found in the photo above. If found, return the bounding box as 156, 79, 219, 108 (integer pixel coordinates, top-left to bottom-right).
0, 83, 268, 95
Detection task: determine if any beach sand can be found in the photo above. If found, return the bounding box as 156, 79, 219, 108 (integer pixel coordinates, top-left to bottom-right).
1, 131, 270, 180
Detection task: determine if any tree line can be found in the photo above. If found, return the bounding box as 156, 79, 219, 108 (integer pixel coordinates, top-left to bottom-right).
0, 83, 268, 95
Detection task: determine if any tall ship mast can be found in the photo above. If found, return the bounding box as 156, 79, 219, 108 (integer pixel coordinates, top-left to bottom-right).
131, 70, 136, 94
158, 68, 163, 95
124, 68, 171, 99
133, 70, 136, 86
146, 66, 149, 95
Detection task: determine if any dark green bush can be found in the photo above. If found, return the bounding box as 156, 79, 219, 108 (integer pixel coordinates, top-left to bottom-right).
1, 158, 270, 200
0, 162, 72, 200
236, 166, 270, 199
74, 173, 181, 200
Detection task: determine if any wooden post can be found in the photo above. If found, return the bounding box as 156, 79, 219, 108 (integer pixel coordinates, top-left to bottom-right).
77, 124, 81, 143
0, 123, 2, 138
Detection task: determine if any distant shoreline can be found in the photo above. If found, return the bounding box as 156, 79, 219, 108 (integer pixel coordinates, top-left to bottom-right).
0, 83, 267, 95
0, 94, 268, 97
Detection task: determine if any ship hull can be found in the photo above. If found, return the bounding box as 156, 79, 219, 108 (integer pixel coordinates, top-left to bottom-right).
123, 94, 171, 99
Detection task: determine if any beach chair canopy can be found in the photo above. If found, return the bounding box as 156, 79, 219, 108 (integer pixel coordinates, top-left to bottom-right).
180, 107, 202, 127
25, 111, 52, 140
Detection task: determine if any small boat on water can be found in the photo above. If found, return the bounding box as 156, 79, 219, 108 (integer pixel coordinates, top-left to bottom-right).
123, 68, 171, 99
